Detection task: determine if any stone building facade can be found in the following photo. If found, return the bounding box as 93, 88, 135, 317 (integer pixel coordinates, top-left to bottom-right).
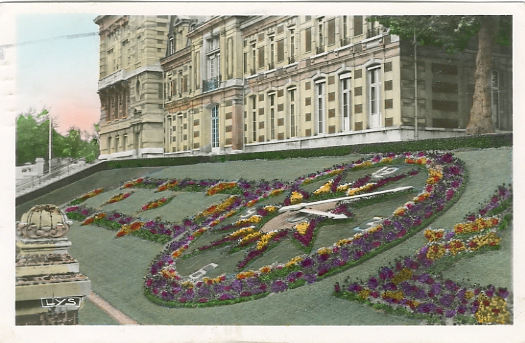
95, 15, 170, 159
96, 15, 512, 159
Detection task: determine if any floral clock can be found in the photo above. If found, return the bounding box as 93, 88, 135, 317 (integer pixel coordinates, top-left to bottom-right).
66, 152, 505, 322
137, 151, 472, 309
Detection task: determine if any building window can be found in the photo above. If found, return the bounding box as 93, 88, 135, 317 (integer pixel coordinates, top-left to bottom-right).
169, 37, 174, 55
340, 73, 352, 131
327, 18, 335, 45
368, 65, 381, 128
289, 30, 295, 63
258, 46, 265, 69
211, 105, 219, 149
342, 16, 348, 40
305, 27, 312, 52
269, 93, 276, 140
354, 16, 363, 36
243, 52, 248, 73
204, 36, 220, 92
115, 135, 119, 153
315, 80, 326, 134
251, 96, 257, 142
289, 88, 297, 137
317, 22, 324, 52
270, 38, 275, 69
251, 44, 256, 74
277, 39, 284, 63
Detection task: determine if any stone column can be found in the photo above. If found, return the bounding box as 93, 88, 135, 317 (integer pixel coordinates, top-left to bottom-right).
15, 205, 91, 325
231, 97, 244, 151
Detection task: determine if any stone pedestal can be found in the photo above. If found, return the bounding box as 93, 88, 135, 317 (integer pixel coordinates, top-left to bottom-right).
15, 205, 91, 325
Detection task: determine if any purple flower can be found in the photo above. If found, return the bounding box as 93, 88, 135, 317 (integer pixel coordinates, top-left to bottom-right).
497, 288, 509, 298
383, 282, 397, 291
416, 303, 436, 314
379, 267, 394, 280
445, 309, 456, 318
229, 279, 242, 292
301, 258, 314, 268
439, 294, 455, 307
367, 277, 378, 289
219, 293, 234, 301
271, 280, 288, 293
304, 273, 317, 284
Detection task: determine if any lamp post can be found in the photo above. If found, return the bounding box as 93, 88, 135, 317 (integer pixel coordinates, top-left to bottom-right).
48, 115, 52, 176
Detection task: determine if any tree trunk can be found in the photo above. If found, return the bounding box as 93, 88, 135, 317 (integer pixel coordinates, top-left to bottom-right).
466, 17, 495, 135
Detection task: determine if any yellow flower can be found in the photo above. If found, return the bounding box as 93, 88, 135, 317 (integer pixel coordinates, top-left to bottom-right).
358, 289, 371, 299
230, 227, 256, 238
475, 294, 511, 324
317, 247, 331, 256
264, 205, 278, 212
392, 268, 413, 284
336, 183, 352, 192
336, 238, 352, 246
256, 232, 276, 250
285, 256, 303, 268
424, 228, 445, 242
380, 157, 393, 164
239, 232, 263, 245
259, 265, 272, 274
290, 191, 304, 204
313, 180, 332, 195
294, 221, 309, 235
426, 244, 446, 260
383, 290, 404, 301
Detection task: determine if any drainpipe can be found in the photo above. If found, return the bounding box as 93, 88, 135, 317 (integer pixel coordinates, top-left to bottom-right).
413, 29, 419, 141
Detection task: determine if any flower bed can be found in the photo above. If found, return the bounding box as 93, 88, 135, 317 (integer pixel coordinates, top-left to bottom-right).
140, 196, 175, 212
68, 188, 104, 205
103, 192, 133, 206
143, 151, 468, 308
334, 185, 513, 325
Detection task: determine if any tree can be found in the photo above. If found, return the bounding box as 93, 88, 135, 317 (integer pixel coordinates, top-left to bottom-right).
16, 108, 50, 165
16, 108, 101, 165
369, 15, 511, 135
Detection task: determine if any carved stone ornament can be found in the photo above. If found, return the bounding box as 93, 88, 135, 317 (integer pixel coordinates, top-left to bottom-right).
17, 204, 71, 239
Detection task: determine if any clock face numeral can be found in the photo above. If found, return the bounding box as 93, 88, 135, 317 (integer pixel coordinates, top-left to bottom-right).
372, 166, 399, 178
240, 208, 257, 218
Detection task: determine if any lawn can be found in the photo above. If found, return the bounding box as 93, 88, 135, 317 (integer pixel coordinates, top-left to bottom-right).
63, 147, 512, 325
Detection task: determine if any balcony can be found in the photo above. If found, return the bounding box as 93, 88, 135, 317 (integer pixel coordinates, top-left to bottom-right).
316, 46, 325, 54
268, 62, 275, 70
288, 56, 295, 64
340, 37, 351, 46
366, 27, 383, 39
202, 75, 221, 93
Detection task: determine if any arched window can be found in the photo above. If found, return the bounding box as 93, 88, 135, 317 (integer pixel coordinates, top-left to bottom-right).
368, 65, 382, 128
340, 72, 352, 132
315, 79, 326, 134
211, 105, 219, 149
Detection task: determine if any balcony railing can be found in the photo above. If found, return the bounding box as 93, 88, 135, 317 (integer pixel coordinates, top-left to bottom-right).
366, 27, 382, 39
340, 37, 351, 46
202, 75, 221, 92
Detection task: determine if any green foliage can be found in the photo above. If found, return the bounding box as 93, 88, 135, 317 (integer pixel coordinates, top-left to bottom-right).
105, 133, 512, 170
16, 108, 100, 165
16, 109, 50, 165
369, 15, 510, 54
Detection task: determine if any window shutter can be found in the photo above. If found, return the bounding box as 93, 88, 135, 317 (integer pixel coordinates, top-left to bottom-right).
258, 47, 265, 69
354, 16, 363, 36
327, 19, 335, 45
305, 28, 312, 52
277, 39, 284, 62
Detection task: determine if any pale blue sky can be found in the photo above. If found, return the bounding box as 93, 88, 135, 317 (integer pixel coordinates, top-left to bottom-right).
16, 13, 100, 135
